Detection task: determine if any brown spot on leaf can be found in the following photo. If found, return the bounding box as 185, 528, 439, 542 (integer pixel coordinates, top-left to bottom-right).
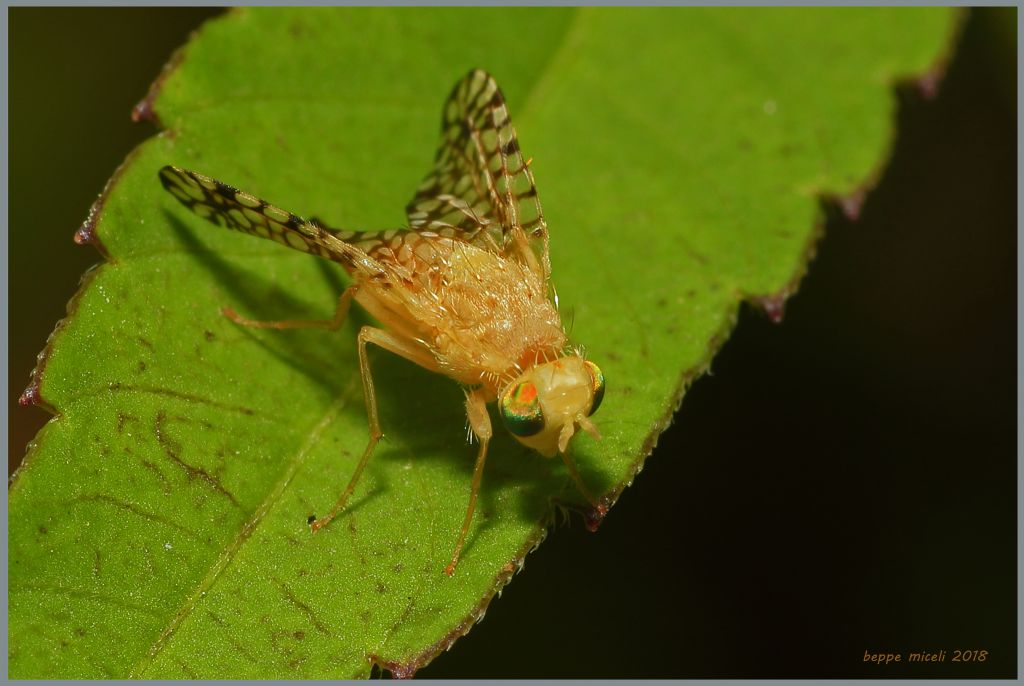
110, 383, 255, 415
73, 493, 206, 542
171, 414, 213, 430
154, 411, 241, 508
176, 660, 199, 680
271, 576, 330, 635
141, 459, 172, 495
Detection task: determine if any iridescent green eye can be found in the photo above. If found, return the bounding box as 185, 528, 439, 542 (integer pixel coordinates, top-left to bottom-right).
500, 382, 545, 437
584, 361, 605, 416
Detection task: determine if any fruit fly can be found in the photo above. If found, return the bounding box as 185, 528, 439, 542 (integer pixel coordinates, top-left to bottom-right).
159, 69, 606, 575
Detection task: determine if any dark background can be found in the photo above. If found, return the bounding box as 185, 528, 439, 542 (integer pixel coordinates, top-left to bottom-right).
9, 8, 1017, 679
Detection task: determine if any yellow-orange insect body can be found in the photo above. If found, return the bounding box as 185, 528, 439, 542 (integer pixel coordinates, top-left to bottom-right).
159, 69, 605, 575
355, 232, 564, 394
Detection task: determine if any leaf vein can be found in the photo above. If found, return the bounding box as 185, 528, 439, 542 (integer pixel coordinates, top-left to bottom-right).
130, 379, 358, 677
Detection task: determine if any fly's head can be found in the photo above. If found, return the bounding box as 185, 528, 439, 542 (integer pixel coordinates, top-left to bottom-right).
498, 355, 605, 457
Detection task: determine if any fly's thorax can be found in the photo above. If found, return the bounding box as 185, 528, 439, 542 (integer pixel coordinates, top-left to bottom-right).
380, 235, 566, 386
498, 355, 606, 457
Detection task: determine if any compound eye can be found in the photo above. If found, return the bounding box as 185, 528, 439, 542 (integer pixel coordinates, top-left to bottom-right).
584, 361, 605, 416
500, 382, 545, 437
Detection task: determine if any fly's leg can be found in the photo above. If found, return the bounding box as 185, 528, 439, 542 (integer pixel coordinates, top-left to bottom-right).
445, 388, 493, 576
310, 326, 437, 533
559, 451, 608, 519
223, 285, 357, 331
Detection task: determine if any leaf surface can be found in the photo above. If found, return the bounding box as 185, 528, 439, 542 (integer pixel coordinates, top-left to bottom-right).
9, 7, 957, 678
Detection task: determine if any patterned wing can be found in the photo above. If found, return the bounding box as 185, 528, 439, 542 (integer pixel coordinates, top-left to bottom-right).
407, 69, 550, 282
158, 166, 385, 278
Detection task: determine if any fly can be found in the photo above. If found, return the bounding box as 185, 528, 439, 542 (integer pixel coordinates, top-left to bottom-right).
159, 69, 606, 575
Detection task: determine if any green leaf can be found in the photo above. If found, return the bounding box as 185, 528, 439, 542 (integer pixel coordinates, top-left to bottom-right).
10, 7, 957, 678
